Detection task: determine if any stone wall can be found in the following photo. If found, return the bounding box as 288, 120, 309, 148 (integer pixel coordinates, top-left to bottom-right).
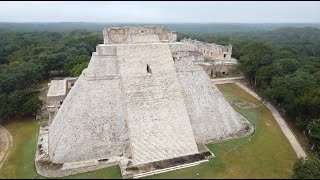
46, 80, 66, 125
180, 38, 238, 77
181, 38, 232, 61
46, 78, 78, 125
103, 26, 177, 44
198, 63, 237, 78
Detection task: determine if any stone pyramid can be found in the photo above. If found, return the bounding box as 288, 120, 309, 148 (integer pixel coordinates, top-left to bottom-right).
36, 26, 253, 178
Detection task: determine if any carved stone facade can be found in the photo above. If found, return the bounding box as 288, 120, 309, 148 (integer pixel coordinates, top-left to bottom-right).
181, 38, 233, 61
180, 38, 238, 77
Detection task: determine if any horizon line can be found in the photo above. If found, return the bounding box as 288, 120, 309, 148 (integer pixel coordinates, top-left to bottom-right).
1, 22, 320, 24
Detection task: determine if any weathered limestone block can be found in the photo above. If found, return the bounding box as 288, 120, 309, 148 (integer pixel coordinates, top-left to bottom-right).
61, 160, 99, 170
181, 38, 233, 61
104, 26, 177, 44
46, 80, 67, 106
36, 126, 50, 162
172, 51, 253, 143
48, 54, 130, 163
96, 45, 116, 56
116, 43, 199, 166
198, 62, 238, 77
82, 54, 118, 79
39, 26, 253, 178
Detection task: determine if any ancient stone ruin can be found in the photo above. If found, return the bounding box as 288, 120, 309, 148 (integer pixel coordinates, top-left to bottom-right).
46, 78, 77, 125
36, 26, 253, 178
181, 38, 238, 78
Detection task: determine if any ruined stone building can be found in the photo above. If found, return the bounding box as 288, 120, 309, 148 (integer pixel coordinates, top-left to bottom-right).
46, 78, 77, 124
181, 38, 238, 78
36, 26, 253, 178
181, 38, 233, 61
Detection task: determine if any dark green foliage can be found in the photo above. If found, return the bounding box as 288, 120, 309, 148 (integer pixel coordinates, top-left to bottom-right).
238, 41, 273, 84
64, 55, 90, 75
308, 119, 320, 153
180, 27, 320, 167
293, 157, 320, 179
214, 27, 320, 172
0, 23, 320, 177
1, 25, 319, 150
0, 90, 42, 120
0, 30, 103, 121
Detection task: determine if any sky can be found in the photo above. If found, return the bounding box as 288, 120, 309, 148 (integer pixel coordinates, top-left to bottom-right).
0, 1, 320, 23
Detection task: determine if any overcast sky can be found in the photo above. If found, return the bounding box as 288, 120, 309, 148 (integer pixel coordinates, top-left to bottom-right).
0, 1, 320, 23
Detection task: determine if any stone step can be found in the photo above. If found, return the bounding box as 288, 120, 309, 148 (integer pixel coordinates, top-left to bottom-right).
61, 160, 99, 170
133, 159, 209, 179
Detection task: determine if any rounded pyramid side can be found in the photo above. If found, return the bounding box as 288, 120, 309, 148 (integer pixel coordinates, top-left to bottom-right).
48, 55, 130, 164
173, 50, 253, 144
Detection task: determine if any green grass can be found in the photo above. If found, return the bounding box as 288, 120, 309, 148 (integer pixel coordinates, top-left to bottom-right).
144, 83, 297, 179
0, 83, 298, 179
0, 118, 122, 179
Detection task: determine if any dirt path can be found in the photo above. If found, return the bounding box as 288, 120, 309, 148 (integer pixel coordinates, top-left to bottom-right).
0, 125, 13, 169
212, 78, 307, 158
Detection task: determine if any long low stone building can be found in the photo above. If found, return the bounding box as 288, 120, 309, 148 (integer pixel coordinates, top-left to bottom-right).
35, 26, 253, 178
181, 38, 238, 78
181, 38, 233, 61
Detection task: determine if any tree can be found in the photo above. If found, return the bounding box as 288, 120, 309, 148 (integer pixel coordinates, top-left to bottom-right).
238, 41, 273, 86
308, 119, 320, 152
0, 90, 42, 121
262, 71, 317, 120
293, 157, 320, 179
0, 30, 102, 121
64, 55, 89, 76
70, 61, 89, 76
20, 93, 43, 116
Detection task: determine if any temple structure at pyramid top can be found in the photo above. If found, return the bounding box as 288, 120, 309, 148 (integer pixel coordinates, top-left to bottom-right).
102, 26, 177, 44
35, 26, 253, 178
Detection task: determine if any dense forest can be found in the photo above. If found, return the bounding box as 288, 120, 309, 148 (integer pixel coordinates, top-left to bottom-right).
0, 30, 102, 121
179, 27, 320, 152
0, 23, 319, 178
178, 26, 320, 178
1, 22, 320, 33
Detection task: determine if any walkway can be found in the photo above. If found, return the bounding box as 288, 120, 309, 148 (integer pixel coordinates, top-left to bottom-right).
0, 125, 13, 169
211, 76, 244, 84
212, 77, 307, 158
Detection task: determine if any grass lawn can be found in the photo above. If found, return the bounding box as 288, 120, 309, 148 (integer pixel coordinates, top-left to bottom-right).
0, 118, 122, 179
144, 83, 297, 179
0, 83, 298, 179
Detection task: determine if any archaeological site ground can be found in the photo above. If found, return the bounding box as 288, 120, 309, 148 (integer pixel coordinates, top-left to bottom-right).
34, 26, 254, 178
0, 25, 312, 179
0, 83, 301, 179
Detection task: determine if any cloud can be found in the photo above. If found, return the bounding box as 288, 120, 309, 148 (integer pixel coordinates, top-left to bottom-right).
0, 1, 319, 23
